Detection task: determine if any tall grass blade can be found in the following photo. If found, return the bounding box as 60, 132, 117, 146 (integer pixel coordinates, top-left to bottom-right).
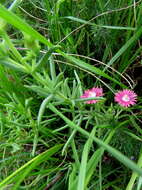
0, 144, 62, 188
48, 103, 142, 176
107, 27, 142, 69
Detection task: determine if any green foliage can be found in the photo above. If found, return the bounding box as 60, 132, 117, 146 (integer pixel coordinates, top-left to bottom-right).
0, 0, 142, 189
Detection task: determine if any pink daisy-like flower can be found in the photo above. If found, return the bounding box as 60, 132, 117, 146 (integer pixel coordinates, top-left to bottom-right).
115, 89, 137, 107
80, 87, 103, 104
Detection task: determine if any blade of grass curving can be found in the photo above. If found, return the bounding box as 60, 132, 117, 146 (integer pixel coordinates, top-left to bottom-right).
25, 85, 50, 97
58, 51, 126, 88
8, 0, 22, 12
107, 27, 142, 69
74, 97, 105, 102
0, 58, 27, 72
126, 148, 142, 190
62, 129, 77, 155
48, 103, 142, 176
65, 16, 136, 30
12, 147, 62, 190
55, 0, 65, 15
0, 30, 23, 62
123, 130, 142, 142
0, 4, 126, 87
71, 139, 80, 168
137, 177, 142, 190
0, 4, 52, 47
37, 95, 53, 126
49, 55, 57, 81
130, 116, 142, 135
12, 158, 44, 190
74, 70, 83, 95
85, 128, 115, 187
34, 45, 60, 72
62, 116, 82, 166
77, 127, 96, 190
0, 144, 62, 188
69, 164, 77, 190
77, 139, 89, 190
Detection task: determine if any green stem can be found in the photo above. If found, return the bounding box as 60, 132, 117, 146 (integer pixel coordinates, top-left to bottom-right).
0, 0, 22, 30
71, 139, 80, 168
49, 55, 56, 80
1, 31, 23, 63
8, 0, 22, 11
62, 129, 77, 155
48, 103, 142, 176
126, 148, 142, 190
62, 116, 82, 168
0, 145, 62, 188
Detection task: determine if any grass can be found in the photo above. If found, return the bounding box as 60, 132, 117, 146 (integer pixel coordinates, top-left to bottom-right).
0, 0, 142, 189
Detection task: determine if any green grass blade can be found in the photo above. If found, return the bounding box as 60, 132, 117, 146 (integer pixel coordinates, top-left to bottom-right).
85, 129, 115, 186
37, 95, 53, 126
8, 0, 22, 12
126, 149, 142, 190
0, 4, 52, 47
34, 46, 60, 72
137, 177, 142, 190
58, 51, 126, 88
107, 27, 142, 68
48, 103, 142, 176
0, 4, 128, 86
0, 58, 27, 72
66, 16, 136, 30
0, 144, 62, 188
69, 164, 77, 190
77, 127, 96, 190
77, 140, 89, 190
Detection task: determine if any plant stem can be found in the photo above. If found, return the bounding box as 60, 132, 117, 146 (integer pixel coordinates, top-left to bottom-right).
9, 0, 22, 11
48, 103, 142, 176
126, 148, 142, 190
1, 31, 23, 63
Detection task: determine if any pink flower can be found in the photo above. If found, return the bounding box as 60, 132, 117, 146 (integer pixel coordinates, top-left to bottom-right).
115, 89, 137, 107
80, 87, 103, 104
